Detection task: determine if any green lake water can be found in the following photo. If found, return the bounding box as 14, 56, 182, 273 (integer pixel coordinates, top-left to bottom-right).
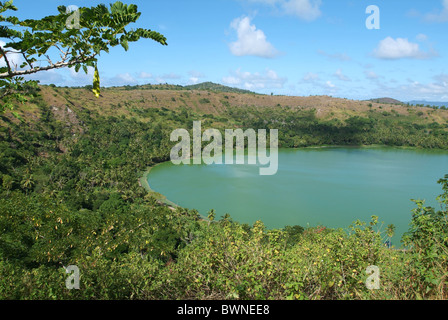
147, 147, 448, 246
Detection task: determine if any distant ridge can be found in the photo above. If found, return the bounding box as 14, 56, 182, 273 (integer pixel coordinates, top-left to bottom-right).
408, 100, 448, 108
367, 98, 448, 108
367, 97, 403, 105
104, 81, 257, 95
183, 82, 256, 94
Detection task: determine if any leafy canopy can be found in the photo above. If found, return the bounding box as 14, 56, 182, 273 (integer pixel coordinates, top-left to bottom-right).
0, 0, 167, 113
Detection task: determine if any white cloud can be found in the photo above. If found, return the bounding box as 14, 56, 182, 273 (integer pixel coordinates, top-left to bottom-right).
104, 73, 139, 86
188, 77, 200, 85
364, 70, 379, 80
24, 69, 65, 85
317, 50, 351, 61
244, 0, 322, 21
187, 70, 206, 84
222, 76, 241, 85
116, 73, 138, 84
424, 0, 448, 22
23, 67, 92, 87
159, 73, 181, 80
25, 67, 93, 87
188, 70, 205, 78
245, 0, 279, 4
303, 72, 319, 81
229, 16, 279, 58
373, 37, 436, 60
323, 80, 340, 95
154, 73, 182, 83
138, 72, 153, 79
325, 81, 336, 88
222, 68, 287, 91
282, 0, 322, 21
433, 73, 448, 83
373, 73, 448, 101
70, 66, 94, 78
416, 33, 428, 42
300, 76, 341, 95
333, 69, 350, 81
135, 72, 184, 84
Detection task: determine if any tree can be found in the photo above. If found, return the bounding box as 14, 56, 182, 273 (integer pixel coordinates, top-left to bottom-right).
385, 224, 395, 248
207, 209, 216, 226
0, 0, 167, 113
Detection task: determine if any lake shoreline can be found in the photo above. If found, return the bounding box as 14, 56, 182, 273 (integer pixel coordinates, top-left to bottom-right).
139, 163, 179, 209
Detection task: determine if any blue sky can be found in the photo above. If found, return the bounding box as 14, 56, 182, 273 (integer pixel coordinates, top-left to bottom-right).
7, 0, 448, 101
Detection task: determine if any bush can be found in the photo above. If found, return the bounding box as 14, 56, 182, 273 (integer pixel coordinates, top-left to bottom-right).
402, 175, 448, 299
199, 98, 210, 104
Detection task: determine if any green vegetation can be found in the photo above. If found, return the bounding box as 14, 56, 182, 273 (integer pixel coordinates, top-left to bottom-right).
0, 0, 166, 112
226, 106, 448, 149
102, 82, 258, 95
0, 0, 447, 301
1, 87, 448, 300
183, 82, 257, 94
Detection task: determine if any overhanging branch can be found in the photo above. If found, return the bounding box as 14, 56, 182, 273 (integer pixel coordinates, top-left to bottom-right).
0, 53, 97, 79
0, 47, 13, 76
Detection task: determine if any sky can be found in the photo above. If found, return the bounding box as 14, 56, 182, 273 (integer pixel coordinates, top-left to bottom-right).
5, 0, 448, 101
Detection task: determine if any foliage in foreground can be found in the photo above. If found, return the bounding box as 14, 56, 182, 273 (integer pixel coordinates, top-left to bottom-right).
0, 93, 447, 299
1, 0, 447, 300
0, 178, 447, 300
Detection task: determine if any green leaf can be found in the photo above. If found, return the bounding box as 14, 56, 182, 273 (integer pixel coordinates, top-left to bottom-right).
121, 39, 129, 51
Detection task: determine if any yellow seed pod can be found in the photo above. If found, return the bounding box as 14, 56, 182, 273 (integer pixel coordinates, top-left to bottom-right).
92, 66, 101, 98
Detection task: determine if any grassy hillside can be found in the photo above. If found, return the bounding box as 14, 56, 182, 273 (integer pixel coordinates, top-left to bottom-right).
367, 97, 403, 105
6, 83, 448, 128
183, 81, 257, 94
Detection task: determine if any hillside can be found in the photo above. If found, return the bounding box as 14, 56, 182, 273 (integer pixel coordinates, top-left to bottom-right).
183, 81, 257, 94
368, 97, 403, 105
5, 83, 448, 131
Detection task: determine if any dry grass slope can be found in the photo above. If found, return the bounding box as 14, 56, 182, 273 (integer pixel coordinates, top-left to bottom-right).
3, 84, 448, 129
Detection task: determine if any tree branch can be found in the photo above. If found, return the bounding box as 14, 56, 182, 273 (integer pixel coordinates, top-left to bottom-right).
21, 52, 34, 69
0, 53, 97, 79
0, 47, 13, 76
